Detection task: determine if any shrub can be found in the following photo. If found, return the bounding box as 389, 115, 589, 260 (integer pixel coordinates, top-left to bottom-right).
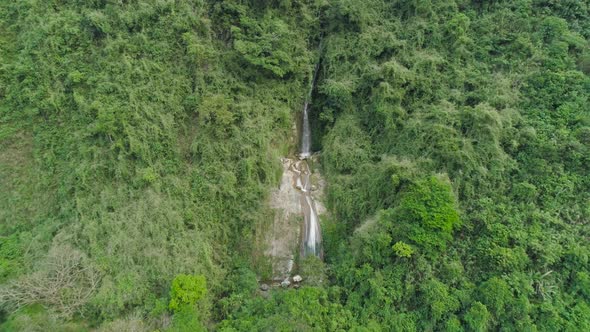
392, 241, 414, 258
169, 274, 207, 312
386, 175, 461, 256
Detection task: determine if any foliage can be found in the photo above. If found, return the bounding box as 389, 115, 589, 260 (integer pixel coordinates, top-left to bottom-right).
0, 244, 99, 319
297, 256, 327, 287
232, 14, 311, 78
315, 0, 590, 330
218, 287, 353, 331
464, 302, 491, 332
168, 304, 207, 332
0, 0, 589, 330
169, 274, 207, 312
387, 175, 460, 256
0, 304, 86, 332
392, 241, 414, 258
0, 234, 23, 282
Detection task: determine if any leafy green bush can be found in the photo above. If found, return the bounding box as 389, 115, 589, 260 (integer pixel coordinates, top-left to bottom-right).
385, 175, 460, 256
232, 15, 310, 78
392, 241, 414, 258
169, 274, 207, 312
0, 234, 22, 282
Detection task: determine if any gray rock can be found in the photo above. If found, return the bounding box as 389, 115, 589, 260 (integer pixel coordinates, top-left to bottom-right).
281, 279, 291, 288
260, 283, 270, 291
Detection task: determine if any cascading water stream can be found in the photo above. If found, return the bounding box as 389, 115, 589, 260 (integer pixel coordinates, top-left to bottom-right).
294, 161, 321, 258
269, 44, 323, 284
300, 60, 319, 158
300, 102, 311, 159
296, 60, 322, 259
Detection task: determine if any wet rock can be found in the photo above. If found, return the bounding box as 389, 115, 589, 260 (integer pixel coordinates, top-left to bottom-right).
267, 157, 303, 280
260, 283, 270, 291
293, 275, 302, 283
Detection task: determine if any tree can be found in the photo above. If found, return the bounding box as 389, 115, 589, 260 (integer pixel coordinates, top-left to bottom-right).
0, 244, 100, 318
392, 241, 414, 258
464, 302, 491, 332
232, 14, 310, 77
420, 279, 460, 323
169, 274, 207, 312
477, 277, 513, 322
385, 175, 461, 256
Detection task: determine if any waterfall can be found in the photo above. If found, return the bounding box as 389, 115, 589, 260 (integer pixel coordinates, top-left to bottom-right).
298, 166, 321, 257
303, 195, 321, 256
299, 60, 320, 160
300, 102, 311, 159
296, 57, 322, 258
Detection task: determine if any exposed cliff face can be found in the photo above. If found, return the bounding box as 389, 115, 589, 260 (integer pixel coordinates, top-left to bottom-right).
263, 50, 324, 281
264, 154, 326, 281
266, 157, 302, 280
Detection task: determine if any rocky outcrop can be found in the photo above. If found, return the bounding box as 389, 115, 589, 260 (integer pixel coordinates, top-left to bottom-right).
264, 154, 326, 281
265, 157, 302, 281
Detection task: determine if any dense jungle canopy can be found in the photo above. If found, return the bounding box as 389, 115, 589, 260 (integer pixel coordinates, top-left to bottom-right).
0, 0, 589, 331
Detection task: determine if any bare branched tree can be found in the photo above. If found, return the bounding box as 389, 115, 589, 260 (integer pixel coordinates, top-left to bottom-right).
0, 244, 100, 318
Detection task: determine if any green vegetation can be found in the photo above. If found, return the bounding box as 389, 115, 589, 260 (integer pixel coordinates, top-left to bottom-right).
169, 274, 207, 312
1, 0, 588, 331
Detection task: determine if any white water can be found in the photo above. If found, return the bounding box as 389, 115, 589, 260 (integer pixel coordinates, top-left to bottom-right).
300, 102, 312, 159
297, 60, 322, 258
300, 166, 322, 257
303, 192, 321, 256
296, 110, 322, 257
300, 60, 319, 160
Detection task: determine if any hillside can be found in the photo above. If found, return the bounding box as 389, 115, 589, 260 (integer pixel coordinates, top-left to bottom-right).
0, 1, 589, 331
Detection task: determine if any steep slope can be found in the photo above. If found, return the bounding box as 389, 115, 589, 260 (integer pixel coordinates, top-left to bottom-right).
221, 1, 590, 330
0, 1, 321, 330
1, 0, 589, 331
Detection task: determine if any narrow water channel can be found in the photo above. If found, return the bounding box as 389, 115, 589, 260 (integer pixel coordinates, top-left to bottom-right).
295, 62, 322, 259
